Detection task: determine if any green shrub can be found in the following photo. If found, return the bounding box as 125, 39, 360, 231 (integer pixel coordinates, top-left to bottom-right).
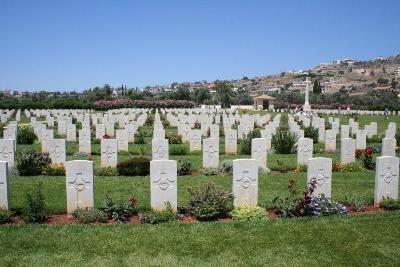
199, 168, 219, 176
134, 129, 146, 144
381, 198, 400, 210
117, 157, 150, 176
16, 150, 51, 176
42, 163, 65, 176
184, 182, 233, 220
17, 126, 37, 144
230, 206, 266, 221
101, 195, 139, 223
177, 159, 192, 175
170, 145, 189, 155
367, 135, 383, 143
272, 128, 298, 154
239, 128, 261, 155
304, 126, 319, 144
396, 131, 400, 147
220, 159, 233, 174
344, 195, 369, 212
23, 183, 47, 223
72, 208, 108, 224
140, 203, 177, 224
166, 133, 182, 144
0, 208, 14, 224
95, 167, 118, 176
144, 116, 154, 126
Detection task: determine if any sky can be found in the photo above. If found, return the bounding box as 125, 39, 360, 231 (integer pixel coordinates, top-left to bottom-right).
0, 0, 399, 92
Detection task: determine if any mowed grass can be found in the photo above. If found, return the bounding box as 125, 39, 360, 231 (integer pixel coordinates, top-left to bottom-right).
0, 212, 399, 266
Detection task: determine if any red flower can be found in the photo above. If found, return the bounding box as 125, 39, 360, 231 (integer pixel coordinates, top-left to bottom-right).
129, 197, 139, 206
365, 147, 374, 156
355, 149, 362, 158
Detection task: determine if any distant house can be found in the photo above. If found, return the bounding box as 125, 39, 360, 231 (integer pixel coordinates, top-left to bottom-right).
395, 67, 400, 76
253, 95, 275, 110
288, 81, 313, 93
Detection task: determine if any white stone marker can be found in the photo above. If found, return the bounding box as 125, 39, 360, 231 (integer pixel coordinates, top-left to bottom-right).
0, 161, 9, 209
251, 138, 267, 168
210, 124, 219, 139
189, 129, 202, 152
225, 129, 237, 154
374, 156, 399, 207
153, 129, 165, 139
382, 138, 396, 157
203, 138, 219, 168
150, 160, 177, 210
233, 159, 258, 207
101, 139, 118, 167
116, 129, 129, 151
341, 125, 349, 138
66, 124, 76, 142
78, 129, 91, 154
297, 138, 313, 165
307, 157, 332, 198
356, 130, 366, 150
0, 139, 15, 168
49, 139, 66, 164
152, 138, 169, 160
340, 138, 356, 164
42, 129, 54, 154
66, 160, 94, 213
95, 124, 105, 140
324, 129, 336, 152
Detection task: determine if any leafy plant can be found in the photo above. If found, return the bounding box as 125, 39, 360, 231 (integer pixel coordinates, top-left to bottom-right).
272, 128, 298, 154
166, 133, 182, 144
230, 206, 266, 221
184, 182, 233, 220
381, 197, 400, 210
42, 163, 65, 176
72, 208, 108, 224
95, 167, 118, 176
219, 159, 233, 174
17, 126, 37, 144
170, 145, 189, 155
139, 203, 177, 224
305, 195, 347, 216
134, 129, 146, 144
177, 159, 192, 175
101, 195, 139, 223
117, 157, 150, 176
344, 195, 369, 212
16, 150, 51, 176
0, 208, 14, 224
304, 126, 319, 144
199, 168, 219, 176
362, 147, 376, 170
239, 128, 261, 155
23, 183, 47, 223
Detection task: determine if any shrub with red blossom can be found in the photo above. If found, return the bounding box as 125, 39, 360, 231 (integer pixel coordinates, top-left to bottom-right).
94, 99, 195, 110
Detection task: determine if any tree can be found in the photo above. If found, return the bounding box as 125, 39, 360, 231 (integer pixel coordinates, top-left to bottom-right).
214, 80, 234, 109
194, 88, 211, 105
313, 79, 322, 94
173, 85, 191, 100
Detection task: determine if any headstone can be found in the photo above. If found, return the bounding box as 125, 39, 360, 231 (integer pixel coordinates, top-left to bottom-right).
116, 129, 129, 151
189, 129, 202, 152
49, 139, 67, 164
356, 130, 366, 150
67, 124, 76, 142
382, 138, 396, 157
78, 129, 91, 154
0, 161, 9, 209
203, 138, 219, 168
324, 129, 336, 152
307, 157, 332, 198
95, 124, 105, 140
251, 138, 267, 168
374, 156, 399, 206
340, 138, 356, 164
152, 138, 169, 160
65, 160, 94, 213
297, 138, 313, 165
233, 159, 258, 207
153, 129, 165, 139
225, 129, 237, 154
101, 139, 118, 167
341, 125, 349, 138
150, 160, 177, 210
0, 139, 15, 168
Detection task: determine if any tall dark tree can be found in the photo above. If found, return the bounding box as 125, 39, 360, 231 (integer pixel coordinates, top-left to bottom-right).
215, 80, 234, 108
313, 79, 322, 94
194, 88, 211, 105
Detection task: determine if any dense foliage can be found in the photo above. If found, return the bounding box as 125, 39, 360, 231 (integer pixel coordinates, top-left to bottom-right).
116, 157, 150, 176
23, 183, 47, 223
16, 150, 51, 176
17, 126, 37, 144
271, 128, 298, 154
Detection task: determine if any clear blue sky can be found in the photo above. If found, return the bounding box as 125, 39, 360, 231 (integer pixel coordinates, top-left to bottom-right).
1, 0, 399, 92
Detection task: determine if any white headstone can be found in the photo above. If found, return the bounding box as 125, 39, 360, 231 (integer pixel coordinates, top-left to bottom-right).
152, 138, 169, 160
150, 160, 177, 210
324, 129, 336, 152
382, 138, 396, 157
189, 129, 202, 152
0, 161, 9, 209
224, 129, 237, 154
307, 157, 332, 198
49, 139, 66, 164
233, 159, 258, 207
203, 138, 219, 168
374, 156, 399, 206
78, 129, 91, 154
251, 138, 267, 168
356, 130, 366, 150
340, 138, 356, 164
116, 129, 129, 151
101, 139, 118, 167
0, 139, 15, 168
297, 138, 313, 165
66, 160, 94, 213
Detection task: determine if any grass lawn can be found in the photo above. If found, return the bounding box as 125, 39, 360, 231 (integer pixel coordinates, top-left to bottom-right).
0, 212, 399, 266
